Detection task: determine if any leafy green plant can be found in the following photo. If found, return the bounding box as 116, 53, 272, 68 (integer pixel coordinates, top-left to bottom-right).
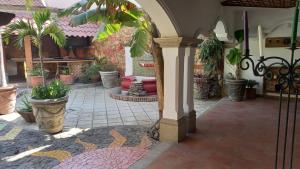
60, 67, 71, 75
30, 67, 49, 77
17, 96, 33, 112
226, 30, 244, 80
101, 64, 118, 72
85, 64, 101, 76
4, 9, 66, 86
199, 33, 223, 77
246, 80, 259, 88
31, 80, 70, 100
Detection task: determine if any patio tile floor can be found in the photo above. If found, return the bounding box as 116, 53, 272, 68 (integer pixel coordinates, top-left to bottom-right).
0, 86, 219, 131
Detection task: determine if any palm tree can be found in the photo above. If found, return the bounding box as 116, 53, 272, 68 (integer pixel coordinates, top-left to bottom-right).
3, 9, 66, 86
59, 0, 165, 117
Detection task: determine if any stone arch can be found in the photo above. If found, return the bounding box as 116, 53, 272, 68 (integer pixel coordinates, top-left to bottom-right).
135, 0, 179, 37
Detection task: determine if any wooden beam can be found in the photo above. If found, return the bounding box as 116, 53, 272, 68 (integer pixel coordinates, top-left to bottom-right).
24, 36, 33, 72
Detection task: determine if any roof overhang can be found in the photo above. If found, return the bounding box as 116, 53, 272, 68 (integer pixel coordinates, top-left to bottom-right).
221, 0, 296, 8
0, 11, 15, 26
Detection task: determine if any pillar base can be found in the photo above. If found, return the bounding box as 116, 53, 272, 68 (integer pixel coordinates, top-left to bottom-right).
185, 110, 196, 133
159, 117, 186, 142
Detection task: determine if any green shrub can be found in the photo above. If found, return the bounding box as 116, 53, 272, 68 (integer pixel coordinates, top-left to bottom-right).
246, 80, 259, 88
85, 64, 101, 76
60, 67, 71, 75
17, 96, 32, 112
30, 67, 49, 77
31, 80, 70, 99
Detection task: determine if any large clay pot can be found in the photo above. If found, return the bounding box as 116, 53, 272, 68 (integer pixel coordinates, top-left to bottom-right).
121, 76, 136, 90
31, 76, 44, 87
17, 111, 35, 123
226, 79, 247, 102
194, 77, 210, 100
59, 48, 69, 57
99, 71, 119, 88
0, 86, 16, 115
60, 74, 74, 85
31, 96, 68, 134
142, 79, 157, 95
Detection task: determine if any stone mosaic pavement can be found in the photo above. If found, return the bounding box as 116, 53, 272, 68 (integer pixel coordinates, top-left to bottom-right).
0, 121, 157, 169
0, 87, 219, 131
0, 86, 220, 169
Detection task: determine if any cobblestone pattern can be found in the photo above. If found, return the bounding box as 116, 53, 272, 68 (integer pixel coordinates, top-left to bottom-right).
0, 121, 157, 169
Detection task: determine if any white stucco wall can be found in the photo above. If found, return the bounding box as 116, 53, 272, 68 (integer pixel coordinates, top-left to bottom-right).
223, 7, 300, 95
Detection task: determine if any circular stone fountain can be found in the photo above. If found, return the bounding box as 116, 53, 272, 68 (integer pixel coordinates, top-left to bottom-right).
109, 76, 157, 102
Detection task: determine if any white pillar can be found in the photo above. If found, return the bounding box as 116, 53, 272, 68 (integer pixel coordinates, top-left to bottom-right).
0, 34, 8, 87
183, 47, 196, 133
154, 37, 200, 142
125, 47, 133, 76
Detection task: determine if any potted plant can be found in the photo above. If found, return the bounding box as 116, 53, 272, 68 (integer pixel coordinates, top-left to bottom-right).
30, 80, 70, 134
225, 30, 247, 101
4, 9, 66, 88
194, 74, 210, 100
245, 80, 259, 99
16, 95, 35, 123
85, 64, 101, 83
197, 33, 223, 99
30, 67, 49, 87
99, 64, 119, 88
59, 67, 74, 85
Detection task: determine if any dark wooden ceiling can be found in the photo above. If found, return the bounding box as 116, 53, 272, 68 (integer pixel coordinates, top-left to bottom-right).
221, 0, 296, 8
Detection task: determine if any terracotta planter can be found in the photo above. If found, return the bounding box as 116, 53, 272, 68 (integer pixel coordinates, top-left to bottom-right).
99, 71, 119, 88
59, 48, 69, 57
17, 111, 35, 123
226, 79, 247, 102
142, 79, 157, 95
74, 48, 87, 59
245, 88, 257, 99
90, 75, 100, 83
31, 76, 44, 87
0, 86, 16, 115
60, 74, 74, 85
31, 96, 68, 134
121, 76, 136, 90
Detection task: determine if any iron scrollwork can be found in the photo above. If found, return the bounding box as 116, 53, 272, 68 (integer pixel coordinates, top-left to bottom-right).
240, 49, 299, 169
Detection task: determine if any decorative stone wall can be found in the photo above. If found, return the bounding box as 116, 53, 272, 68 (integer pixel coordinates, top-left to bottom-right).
91, 27, 135, 77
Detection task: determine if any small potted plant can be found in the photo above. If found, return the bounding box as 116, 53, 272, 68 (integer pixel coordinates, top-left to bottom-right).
16, 95, 35, 123
225, 30, 247, 101
30, 80, 70, 134
30, 67, 49, 87
245, 80, 259, 99
99, 64, 119, 88
59, 67, 74, 85
86, 64, 101, 83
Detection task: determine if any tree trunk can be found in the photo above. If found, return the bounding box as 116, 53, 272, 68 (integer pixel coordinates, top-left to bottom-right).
151, 24, 164, 119
38, 43, 45, 86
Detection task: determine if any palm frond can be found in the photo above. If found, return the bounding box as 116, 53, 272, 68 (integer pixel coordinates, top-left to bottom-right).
130, 28, 149, 57
3, 19, 37, 47
32, 9, 51, 32
96, 23, 121, 40
58, 0, 91, 17
42, 23, 66, 47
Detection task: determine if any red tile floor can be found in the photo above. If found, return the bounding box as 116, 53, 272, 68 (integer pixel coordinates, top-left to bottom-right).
147, 98, 300, 169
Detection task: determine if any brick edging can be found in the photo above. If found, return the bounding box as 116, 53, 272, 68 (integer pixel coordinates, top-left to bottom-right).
109, 93, 157, 102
